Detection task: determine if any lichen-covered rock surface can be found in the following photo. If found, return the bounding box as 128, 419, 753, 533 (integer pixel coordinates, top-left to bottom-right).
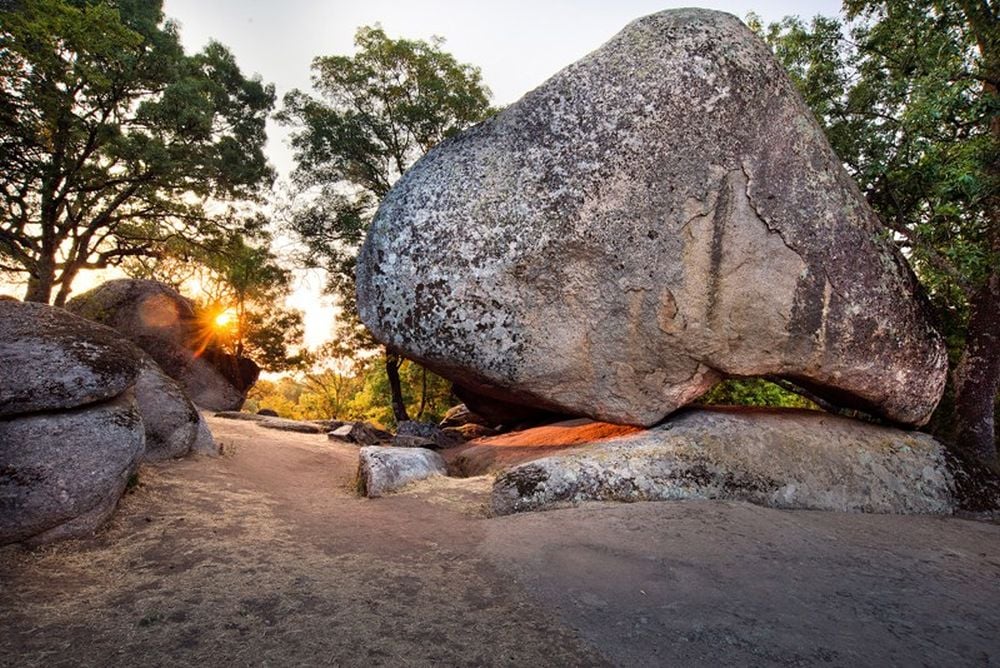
0, 300, 142, 416
490, 408, 956, 516
0, 392, 145, 545
357, 446, 448, 497
66, 279, 253, 410
357, 8, 946, 427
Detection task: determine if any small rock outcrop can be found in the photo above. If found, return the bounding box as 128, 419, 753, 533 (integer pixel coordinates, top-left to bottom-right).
438, 404, 489, 429
490, 409, 957, 516
134, 357, 219, 461
356, 8, 947, 428
0, 301, 147, 545
357, 446, 448, 497
66, 279, 256, 410
329, 422, 392, 445
393, 421, 463, 449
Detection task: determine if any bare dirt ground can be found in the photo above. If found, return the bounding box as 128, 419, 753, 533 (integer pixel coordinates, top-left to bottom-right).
2, 415, 999, 667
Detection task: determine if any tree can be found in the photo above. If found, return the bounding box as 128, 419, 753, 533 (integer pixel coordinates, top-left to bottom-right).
203, 231, 305, 371
756, 0, 999, 465
0, 0, 275, 305
278, 25, 494, 423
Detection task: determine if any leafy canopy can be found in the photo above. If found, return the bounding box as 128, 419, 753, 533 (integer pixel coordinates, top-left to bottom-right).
0, 0, 275, 304
277, 24, 494, 350
753, 0, 996, 330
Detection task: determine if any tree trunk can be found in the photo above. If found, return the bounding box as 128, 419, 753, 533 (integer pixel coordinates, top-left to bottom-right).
952, 271, 1000, 466
952, 0, 1000, 467
52, 270, 77, 307
416, 366, 428, 420
385, 349, 409, 424
23, 263, 55, 304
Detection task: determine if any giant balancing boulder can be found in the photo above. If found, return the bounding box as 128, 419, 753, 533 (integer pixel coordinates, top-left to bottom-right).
357, 9, 947, 427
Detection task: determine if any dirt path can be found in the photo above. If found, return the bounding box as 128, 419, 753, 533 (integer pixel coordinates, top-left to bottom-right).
2, 415, 999, 666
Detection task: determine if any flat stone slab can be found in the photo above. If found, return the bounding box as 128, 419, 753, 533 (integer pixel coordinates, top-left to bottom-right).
358, 446, 448, 497
256, 418, 327, 434
446, 419, 642, 476
213, 412, 326, 434
490, 408, 956, 516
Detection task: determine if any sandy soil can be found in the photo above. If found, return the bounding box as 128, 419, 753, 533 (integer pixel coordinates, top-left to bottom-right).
2, 415, 999, 666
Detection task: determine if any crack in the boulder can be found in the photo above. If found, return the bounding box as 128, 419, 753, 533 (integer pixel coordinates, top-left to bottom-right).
736, 163, 797, 255
737, 161, 846, 302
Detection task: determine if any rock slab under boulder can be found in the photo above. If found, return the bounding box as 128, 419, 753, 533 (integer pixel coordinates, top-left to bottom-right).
490, 409, 956, 516
357, 446, 448, 497
356, 8, 946, 428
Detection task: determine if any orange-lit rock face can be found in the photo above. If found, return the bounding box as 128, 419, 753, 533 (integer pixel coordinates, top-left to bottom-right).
357, 9, 947, 428
66, 279, 248, 411
137, 293, 181, 331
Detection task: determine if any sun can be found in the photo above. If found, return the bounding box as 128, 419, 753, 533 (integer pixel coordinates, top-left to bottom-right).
213, 308, 237, 330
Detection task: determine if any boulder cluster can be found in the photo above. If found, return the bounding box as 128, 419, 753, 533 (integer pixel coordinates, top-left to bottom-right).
0, 280, 241, 546
66, 279, 258, 411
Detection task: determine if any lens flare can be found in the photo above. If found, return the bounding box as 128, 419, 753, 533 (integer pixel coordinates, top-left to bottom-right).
213, 308, 237, 329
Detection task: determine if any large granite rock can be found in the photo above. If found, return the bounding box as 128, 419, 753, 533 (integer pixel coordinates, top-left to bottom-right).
0, 300, 142, 416
490, 409, 956, 516
0, 300, 217, 545
134, 357, 219, 461
356, 9, 947, 428
357, 446, 448, 497
66, 279, 254, 410
0, 392, 145, 545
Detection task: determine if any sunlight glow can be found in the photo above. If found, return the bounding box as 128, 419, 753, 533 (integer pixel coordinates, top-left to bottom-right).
213, 307, 237, 330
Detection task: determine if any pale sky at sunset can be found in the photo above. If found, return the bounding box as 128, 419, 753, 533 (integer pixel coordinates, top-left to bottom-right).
98, 2, 846, 349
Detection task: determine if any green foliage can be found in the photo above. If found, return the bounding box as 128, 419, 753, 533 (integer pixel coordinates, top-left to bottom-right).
345, 358, 453, 429
757, 1, 996, 336
244, 357, 453, 429
0, 0, 275, 304
203, 231, 305, 372
245, 377, 304, 418
697, 379, 818, 410
277, 24, 495, 350
276, 24, 494, 422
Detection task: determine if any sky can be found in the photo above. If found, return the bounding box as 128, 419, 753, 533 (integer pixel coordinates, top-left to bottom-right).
157, 0, 843, 349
